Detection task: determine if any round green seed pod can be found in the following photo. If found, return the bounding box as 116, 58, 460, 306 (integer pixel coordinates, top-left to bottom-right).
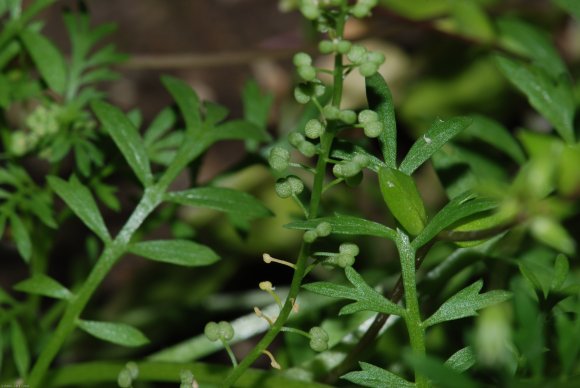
294, 85, 311, 104
298, 65, 317, 81
180, 370, 194, 385
204, 321, 220, 342
117, 369, 133, 388
363, 121, 383, 138
125, 362, 139, 379
298, 141, 317, 157
303, 230, 318, 243
268, 147, 290, 171
339, 109, 357, 124
336, 253, 355, 268
323, 105, 340, 120
313, 83, 326, 97
287, 176, 305, 195
315, 221, 332, 237
336, 40, 352, 54
293, 52, 312, 67
367, 51, 385, 65
347, 44, 366, 63
218, 321, 234, 341
334, 161, 360, 178
352, 154, 370, 168
275, 179, 293, 198
305, 118, 325, 139
288, 132, 305, 147
301, 4, 320, 19
309, 326, 329, 351
339, 242, 360, 256
318, 40, 335, 54
359, 61, 379, 77
358, 109, 378, 124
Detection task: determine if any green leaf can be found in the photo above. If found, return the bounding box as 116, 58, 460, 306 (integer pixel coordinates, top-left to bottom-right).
497, 17, 567, 77
423, 280, 512, 327
404, 352, 478, 388
555, 307, 580, 375
304, 266, 406, 317
530, 216, 576, 255
91, 101, 153, 186
20, 29, 67, 94
399, 116, 472, 175
9, 214, 32, 262
47, 175, 110, 242
203, 120, 269, 144
331, 140, 387, 172
554, 0, 580, 18
143, 108, 177, 147
365, 72, 397, 168
551, 254, 569, 291
449, 0, 494, 42
11, 320, 30, 378
128, 240, 219, 267
463, 115, 526, 164
445, 347, 477, 372
378, 167, 427, 236
77, 320, 149, 347
341, 362, 414, 388
285, 215, 396, 240
13, 274, 72, 300
412, 192, 498, 250
242, 79, 273, 129
165, 187, 270, 222
161, 75, 201, 132
495, 56, 575, 144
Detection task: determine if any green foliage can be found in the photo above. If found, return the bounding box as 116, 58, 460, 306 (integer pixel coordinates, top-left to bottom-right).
1, 0, 579, 387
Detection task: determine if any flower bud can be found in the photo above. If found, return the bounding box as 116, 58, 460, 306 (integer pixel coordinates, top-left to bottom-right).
305, 119, 325, 139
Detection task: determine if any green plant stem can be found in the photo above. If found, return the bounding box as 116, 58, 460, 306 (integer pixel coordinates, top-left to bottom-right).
27, 186, 164, 387
397, 233, 428, 388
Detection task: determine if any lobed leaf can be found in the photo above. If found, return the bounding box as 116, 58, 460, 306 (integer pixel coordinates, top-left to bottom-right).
47, 175, 110, 242
412, 192, 498, 250
165, 187, 270, 222
304, 267, 405, 317
77, 320, 149, 347
242, 79, 273, 129
285, 215, 396, 240
143, 107, 177, 147
20, 29, 67, 94
495, 56, 575, 144
13, 274, 72, 300
92, 101, 153, 186
129, 239, 219, 267
379, 167, 427, 236
423, 280, 512, 327
365, 72, 397, 169
399, 116, 472, 175
341, 362, 414, 388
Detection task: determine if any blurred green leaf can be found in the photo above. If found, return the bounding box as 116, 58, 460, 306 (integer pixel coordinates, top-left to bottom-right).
143, 108, 177, 147
530, 216, 575, 255
554, 0, 580, 18
285, 215, 396, 240
365, 72, 397, 168
303, 267, 406, 317
558, 144, 580, 196
47, 175, 110, 242
399, 116, 472, 175
463, 115, 525, 164
161, 75, 201, 132
380, 0, 449, 20
341, 362, 414, 388
77, 320, 149, 347
497, 17, 567, 77
9, 213, 32, 262
129, 240, 219, 267
551, 254, 569, 291
450, 0, 494, 42
495, 56, 575, 144
203, 119, 269, 144
405, 352, 478, 388
92, 101, 153, 186
13, 274, 72, 300
11, 320, 30, 378
423, 280, 512, 327
243, 79, 273, 129
379, 167, 427, 236
166, 187, 271, 222
20, 29, 66, 94
445, 347, 476, 372
412, 192, 498, 249
555, 307, 580, 376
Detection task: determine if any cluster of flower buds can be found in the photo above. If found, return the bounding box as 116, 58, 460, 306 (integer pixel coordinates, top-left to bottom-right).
358, 109, 383, 137
275, 175, 304, 199
289, 132, 317, 157
347, 44, 386, 77
328, 242, 360, 268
